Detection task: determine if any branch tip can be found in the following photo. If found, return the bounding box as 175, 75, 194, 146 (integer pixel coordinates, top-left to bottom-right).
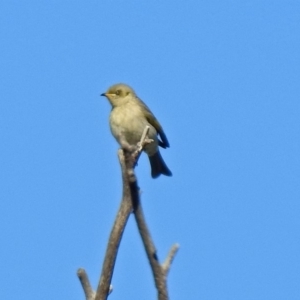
162, 243, 180, 275
77, 268, 95, 300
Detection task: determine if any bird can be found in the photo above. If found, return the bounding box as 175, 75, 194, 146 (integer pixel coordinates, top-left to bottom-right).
101, 83, 172, 178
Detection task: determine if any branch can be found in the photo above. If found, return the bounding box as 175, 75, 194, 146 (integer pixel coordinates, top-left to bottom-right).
77, 268, 95, 300
162, 244, 180, 276
132, 195, 179, 300
92, 128, 151, 299
130, 128, 179, 300
94, 150, 133, 300
77, 126, 178, 300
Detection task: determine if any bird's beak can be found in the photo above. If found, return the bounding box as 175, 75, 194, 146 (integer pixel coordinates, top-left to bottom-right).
101, 93, 115, 98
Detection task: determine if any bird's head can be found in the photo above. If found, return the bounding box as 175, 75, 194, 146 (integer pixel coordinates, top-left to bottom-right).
101, 83, 135, 107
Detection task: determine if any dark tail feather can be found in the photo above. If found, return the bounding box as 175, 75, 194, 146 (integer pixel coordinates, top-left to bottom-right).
149, 151, 172, 178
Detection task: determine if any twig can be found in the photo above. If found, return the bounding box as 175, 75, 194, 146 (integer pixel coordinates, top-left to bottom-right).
162, 244, 180, 276
131, 126, 153, 165
136, 125, 150, 153
77, 268, 95, 300
133, 195, 178, 300
125, 126, 153, 182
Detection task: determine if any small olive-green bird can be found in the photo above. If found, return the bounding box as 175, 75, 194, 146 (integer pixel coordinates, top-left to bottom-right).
101, 83, 172, 178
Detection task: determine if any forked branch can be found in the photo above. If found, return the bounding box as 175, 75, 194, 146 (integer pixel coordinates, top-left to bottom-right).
77, 126, 179, 300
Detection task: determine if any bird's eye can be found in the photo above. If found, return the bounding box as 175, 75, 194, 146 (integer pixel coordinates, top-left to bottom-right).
116, 90, 121, 96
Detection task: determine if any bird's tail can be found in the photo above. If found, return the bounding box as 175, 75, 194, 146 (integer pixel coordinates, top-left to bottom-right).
149, 151, 172, 178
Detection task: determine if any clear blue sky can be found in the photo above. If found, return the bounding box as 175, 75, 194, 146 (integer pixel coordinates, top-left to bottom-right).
1, 1, 299, 299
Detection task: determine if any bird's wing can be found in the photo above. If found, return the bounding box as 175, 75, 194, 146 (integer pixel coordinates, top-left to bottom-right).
138, 98, 170, 148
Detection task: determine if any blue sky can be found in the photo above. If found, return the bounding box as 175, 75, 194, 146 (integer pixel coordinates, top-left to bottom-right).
1, 1, 299, 299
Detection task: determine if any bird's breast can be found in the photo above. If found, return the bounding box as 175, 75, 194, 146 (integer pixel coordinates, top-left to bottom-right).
109, 104, 158, 152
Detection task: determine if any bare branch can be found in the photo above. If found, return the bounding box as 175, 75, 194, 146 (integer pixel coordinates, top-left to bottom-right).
130, 127, 178, 300
131, 126, 153, 166
77, 268, 95, 300
162, 244, 180, 276
95, 150, 133, 300
132, 196, 169, 300
136, 125, 150, 152
78, 126, 177, 300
